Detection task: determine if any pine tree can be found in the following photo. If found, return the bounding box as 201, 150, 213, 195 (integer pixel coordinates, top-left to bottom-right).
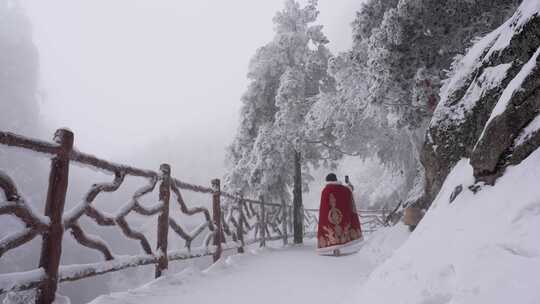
225, 0, 334, 204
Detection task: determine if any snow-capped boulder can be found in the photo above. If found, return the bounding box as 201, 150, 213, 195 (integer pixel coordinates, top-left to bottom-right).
420, 0, 540, 208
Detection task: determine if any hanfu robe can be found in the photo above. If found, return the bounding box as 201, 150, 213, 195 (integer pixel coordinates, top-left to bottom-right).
316, 182, 362, 254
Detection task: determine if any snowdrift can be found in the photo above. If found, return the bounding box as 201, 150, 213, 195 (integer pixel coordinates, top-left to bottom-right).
348, 148, 540, 304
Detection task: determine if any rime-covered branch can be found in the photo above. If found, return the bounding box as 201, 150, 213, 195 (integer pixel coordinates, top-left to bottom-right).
304, 139, 361, 157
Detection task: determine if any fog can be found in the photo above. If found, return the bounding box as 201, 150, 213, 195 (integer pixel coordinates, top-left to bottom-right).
21, 0, 362, 178
1, 1, 363, 303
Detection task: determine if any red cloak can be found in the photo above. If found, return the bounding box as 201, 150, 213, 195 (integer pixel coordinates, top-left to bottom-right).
317, 182, 362, 253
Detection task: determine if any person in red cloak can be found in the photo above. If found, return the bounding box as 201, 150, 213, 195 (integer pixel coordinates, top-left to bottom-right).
316, 173, 362, 256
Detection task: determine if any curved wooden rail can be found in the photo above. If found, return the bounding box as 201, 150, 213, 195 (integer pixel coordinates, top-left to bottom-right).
0, 129, 289, 304
0, 129, 390, 303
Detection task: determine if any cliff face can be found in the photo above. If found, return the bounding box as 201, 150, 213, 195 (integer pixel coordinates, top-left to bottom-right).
419, 0, 540, 208
352, 5, 540, 301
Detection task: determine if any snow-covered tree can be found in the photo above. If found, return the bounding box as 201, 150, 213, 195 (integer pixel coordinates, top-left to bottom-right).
225, 0, 334, 203
307, 0, 520, 207
361, 0, 519, 126
0, 0, 40, 133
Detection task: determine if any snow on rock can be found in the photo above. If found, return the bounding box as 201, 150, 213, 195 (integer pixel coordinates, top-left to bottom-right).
419, 0, 540, 209
515, 114, 540, 147
478, 47, 540, 143
435, 58, 512, 127
346, 149, 540, 304
485, 0, 540, 58
435, 0, 540, 128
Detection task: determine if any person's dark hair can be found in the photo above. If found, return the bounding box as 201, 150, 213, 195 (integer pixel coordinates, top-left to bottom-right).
325, 173, 337, 182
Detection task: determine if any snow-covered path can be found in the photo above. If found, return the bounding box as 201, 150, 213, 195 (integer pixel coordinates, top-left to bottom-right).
87, 232, 408, 304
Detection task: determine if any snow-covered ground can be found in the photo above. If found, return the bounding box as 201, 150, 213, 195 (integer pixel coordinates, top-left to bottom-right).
348, 149, 540, 304
77, 148, 540, 304
87, 226, 409, 304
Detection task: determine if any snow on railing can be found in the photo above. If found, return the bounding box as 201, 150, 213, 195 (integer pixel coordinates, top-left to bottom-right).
0, 129, 296, 304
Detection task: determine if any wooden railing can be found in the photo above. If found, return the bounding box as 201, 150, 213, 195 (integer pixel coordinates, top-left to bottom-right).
0, 129, 392, 304
0, 129, 295, 304
303, 208, 392, 236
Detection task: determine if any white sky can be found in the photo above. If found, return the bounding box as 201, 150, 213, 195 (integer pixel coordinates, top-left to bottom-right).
20, 0, 363, 174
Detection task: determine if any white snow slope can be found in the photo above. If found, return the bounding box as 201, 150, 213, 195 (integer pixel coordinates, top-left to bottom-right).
87, 226, 409, 304
347, 149, 540, 304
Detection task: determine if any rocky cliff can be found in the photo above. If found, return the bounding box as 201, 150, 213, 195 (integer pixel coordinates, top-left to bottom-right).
418, 0, 540, 209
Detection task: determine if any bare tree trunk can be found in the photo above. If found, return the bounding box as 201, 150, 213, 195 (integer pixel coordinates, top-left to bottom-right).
293, 150, 303, 244
281, 196, 288, 245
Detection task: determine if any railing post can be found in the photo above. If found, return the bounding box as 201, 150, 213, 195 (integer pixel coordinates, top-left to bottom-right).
236, 195, 245, 254
212, 179, 222, 262
36, 129, 74, 304
259, 195, 266, 247
155, 164, 171, 278
281, 198, 288, 246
